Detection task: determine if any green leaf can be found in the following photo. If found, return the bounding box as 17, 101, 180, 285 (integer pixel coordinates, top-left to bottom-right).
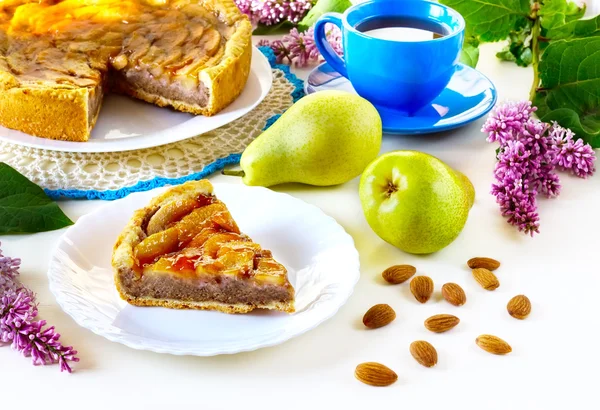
539, 0, 585, 30
495, 23, 534, 66
497, 46, 532, 66
516, 46, 533, 66
460, 37, 480, 67
0, 163, 73, 234
534, 37, 600, 147
497, 49, 517, 61
298, 0, 352, 31
439, 0, 531, 42
253, 21, 294, 35
538, 108, 600, 147
546, 14, 600, 40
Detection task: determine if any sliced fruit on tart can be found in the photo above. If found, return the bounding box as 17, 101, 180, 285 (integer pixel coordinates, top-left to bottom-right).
112, 180, 295, 314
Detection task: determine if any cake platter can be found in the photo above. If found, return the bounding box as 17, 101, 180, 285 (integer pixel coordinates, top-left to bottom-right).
48, 183, 360, 355
0, 47, 272, 154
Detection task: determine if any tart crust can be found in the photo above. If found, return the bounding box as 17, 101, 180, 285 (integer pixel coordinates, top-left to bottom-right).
0, 0, 252, 142
112, 180, 295, 314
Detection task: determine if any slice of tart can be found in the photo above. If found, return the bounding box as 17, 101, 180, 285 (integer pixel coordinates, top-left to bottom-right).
112, 180, 295, 314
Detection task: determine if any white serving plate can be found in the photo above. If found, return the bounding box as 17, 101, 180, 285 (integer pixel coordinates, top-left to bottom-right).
48, 183, 360, 355
0, 47, 272, 153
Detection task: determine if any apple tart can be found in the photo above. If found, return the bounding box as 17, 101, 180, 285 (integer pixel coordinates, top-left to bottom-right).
0, 0, 252, 142
112, 180, 295, 314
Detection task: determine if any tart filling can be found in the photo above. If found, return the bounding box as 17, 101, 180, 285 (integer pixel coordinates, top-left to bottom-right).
112, 180, 295, 314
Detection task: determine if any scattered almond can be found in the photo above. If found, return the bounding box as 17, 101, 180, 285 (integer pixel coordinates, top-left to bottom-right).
441, 283, 467, 306
472, 268, 500, 290
409, 276, 434, 303
424, 314, 460, 333
362, 304, 396, 329
382, 264, 416, 284
467, 257, 501, 271
355, 362, 398, 386
507, 295, 531, 319
476, 334, 512, 355
410, 341, 438, 367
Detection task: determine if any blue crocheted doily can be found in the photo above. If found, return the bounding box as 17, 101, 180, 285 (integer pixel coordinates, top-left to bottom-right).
45, 46, 304, 201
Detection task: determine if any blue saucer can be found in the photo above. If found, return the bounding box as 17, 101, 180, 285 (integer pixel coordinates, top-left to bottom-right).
305, 62, 497, 135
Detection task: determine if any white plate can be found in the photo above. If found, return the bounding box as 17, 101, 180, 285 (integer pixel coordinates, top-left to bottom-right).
0, 47, 272, 153
48, 184, 360, 355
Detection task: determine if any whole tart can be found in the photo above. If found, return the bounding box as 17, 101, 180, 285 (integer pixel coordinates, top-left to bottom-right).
112, 180, 295, 314
0, 0, 252, 142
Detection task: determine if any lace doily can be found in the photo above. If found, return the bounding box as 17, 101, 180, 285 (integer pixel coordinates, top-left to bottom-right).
0, 48, 303, 200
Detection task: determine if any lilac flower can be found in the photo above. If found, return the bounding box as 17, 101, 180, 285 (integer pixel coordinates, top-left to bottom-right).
1, 243, 78, 372
283, 27, 319, 67
0, 246, 21, 294
482, 100, 536, 144
269, 39, 292, 64
484, 101, 596, 235
256, 38, 272, 47
492, 177, 540, 236
324, 23, 343, 56
234, 0, 253, 16
548, 122, 596, 178
259, 24, 344, 67
237, 0, 313, 26
537, 169, 561, 198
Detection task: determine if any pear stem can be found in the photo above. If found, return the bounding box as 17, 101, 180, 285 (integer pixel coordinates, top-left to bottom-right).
221, 170, 246, 178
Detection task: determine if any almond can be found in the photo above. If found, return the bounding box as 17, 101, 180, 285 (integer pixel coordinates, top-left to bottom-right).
362, 304, 396, 329
424, 314, 460, 333
476, 334, 512, 355
355, 362, 398, 386
410, 276, 434, 303
382, 264, 416, 284
507, 295, 531, 319
472, 268, 500, 290
409, 341, 438, 367
441, 283, 467, 306
467, 257, 501, 271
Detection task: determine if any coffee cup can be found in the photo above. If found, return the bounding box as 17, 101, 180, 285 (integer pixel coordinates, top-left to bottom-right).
314, 0, 465, 115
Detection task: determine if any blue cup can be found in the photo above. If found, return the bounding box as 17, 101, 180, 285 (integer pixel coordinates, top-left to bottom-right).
314, 0, 465, 115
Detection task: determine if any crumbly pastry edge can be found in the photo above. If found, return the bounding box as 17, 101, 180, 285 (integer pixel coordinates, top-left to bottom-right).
111, 180, 295, 314
199, 0, 253, 116
116, 292, 295, 314
0, 82, 96, 142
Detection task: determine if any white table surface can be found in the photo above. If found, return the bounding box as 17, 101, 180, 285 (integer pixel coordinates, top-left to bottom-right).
2, 40, 600, 408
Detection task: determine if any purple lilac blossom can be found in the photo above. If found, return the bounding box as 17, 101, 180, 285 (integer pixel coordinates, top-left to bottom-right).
324, 23, 343, 56
235, 0, 313, 26
548, 122, 597, 178
259, 24, 344, 67
1, 242, 79, 372
283, 27, 319, 67
482, 102, 596, 235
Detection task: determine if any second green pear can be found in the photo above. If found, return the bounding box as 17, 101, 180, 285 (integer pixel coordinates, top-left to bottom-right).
359, 151, 475, 254
238, 90, 383, 187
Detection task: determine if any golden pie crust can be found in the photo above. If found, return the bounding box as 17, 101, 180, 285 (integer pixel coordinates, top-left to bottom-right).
0, 0, 252, 142
112, 180, 295, 314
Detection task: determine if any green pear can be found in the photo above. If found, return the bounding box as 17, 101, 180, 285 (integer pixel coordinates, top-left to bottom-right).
237, 90, 382, 187
359, 150, 475, 254
456, 169, 475, 209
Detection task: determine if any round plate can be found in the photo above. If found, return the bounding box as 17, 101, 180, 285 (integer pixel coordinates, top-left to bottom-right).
305, 62, 497, 135
0, 47, 272, 153
48, 184, 360, 355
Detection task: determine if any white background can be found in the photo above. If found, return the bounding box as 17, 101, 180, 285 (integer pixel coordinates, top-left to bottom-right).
2, 2, 600, 409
